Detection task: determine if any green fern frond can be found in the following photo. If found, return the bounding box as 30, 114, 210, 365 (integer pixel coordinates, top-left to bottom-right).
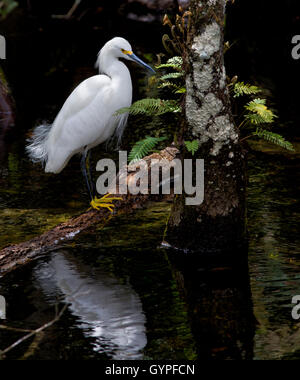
246, 98, 266, 107
245, 98, 277, 124
158, 81, 178, 89
128, 136, 167, 164
167, 56, 183, 66
244, 113, 271, 125
115, 98, 181, 117
184, 140, 199, 156
175, 87, 186, 94
158, 82, 186, 94
253, 128, 294, 151
156, 56, 183, 70
233, 80, 292, 151
159, 72, 184, 81
233, 82, 261, 98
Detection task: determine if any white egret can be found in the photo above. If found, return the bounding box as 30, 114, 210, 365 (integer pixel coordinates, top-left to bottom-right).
26, 37, 155, 211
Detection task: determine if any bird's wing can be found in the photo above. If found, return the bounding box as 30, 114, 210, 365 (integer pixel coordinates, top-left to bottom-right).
53, 74, 112, 127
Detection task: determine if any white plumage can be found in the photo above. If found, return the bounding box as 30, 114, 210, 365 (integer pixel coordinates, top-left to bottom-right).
27, 37, 154, 175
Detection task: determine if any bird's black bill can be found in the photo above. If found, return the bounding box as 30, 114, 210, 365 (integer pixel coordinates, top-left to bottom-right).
130, 53, 155, 74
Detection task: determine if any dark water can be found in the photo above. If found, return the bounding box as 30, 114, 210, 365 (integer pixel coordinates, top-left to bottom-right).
247, 141, 300, 360
0, 132, 299, 360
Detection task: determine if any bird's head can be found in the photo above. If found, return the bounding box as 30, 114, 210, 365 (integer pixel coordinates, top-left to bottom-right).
103, 37, 155, 74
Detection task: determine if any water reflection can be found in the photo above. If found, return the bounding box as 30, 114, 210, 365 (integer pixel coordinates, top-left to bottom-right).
166, 251, 255, 360
33, 251, 147, 360
248, 149, 300, 360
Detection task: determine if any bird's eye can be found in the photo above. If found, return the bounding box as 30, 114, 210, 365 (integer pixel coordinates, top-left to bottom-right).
121, 49, 133, 55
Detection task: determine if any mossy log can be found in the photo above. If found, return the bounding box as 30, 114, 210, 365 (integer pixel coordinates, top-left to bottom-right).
0, 147, 178, 277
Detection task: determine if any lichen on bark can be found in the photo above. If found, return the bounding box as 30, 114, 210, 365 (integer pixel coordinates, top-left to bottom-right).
185, 1, 238, 156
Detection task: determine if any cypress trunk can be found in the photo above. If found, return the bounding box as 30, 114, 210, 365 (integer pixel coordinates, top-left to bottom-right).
165, 0, 247, 253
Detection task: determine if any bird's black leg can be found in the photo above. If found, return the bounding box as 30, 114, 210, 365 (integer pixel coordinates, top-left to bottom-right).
81, 149, 93, 201
86, 150, 96, 198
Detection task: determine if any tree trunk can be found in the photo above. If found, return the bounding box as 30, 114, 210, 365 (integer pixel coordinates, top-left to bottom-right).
165, 0, 247, 253
0, 67, 15, 161
0, 67, 15, 130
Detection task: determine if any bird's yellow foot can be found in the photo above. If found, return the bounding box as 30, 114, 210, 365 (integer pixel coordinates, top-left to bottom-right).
90, 193, 122, 212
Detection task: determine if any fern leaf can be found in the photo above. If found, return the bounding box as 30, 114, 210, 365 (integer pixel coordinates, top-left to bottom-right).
158, 82, 186, 94
253, 128, 294, 151
184, 140, 199, 156
244, 113, 270, 125
128, 136, 167, 164
233, 82, 261, 98
158, 81, 178, 89
246, 98, 266, 107
156, 56, 183, 70
175, 87, 186, 94
115, 98, 181, 116
159, 72, 184, 81
245, 98, 277, 124
167, 56, 183, 66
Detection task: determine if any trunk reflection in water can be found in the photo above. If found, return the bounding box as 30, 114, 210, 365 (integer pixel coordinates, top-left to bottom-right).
167, 251, 255, 360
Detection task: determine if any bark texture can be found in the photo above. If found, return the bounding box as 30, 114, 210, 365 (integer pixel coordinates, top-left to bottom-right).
165, 0, 247, 252
0, 67, 15, 161
0, 67, 15, 130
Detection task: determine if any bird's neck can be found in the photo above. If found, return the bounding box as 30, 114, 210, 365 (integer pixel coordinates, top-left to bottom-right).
99, 54, 130, 83
97, 52, 132, 101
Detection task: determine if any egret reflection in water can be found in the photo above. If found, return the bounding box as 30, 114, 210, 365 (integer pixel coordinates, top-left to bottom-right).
34, 251, 147, 359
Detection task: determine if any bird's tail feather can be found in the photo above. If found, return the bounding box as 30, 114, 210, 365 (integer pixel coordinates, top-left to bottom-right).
26, 124, 51, 166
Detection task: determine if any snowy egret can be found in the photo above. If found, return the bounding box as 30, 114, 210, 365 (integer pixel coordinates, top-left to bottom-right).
26, 37, 155, 211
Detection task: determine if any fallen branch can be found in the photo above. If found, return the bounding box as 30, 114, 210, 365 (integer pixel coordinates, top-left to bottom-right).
52, 0, 82, 19
0, 304, 68, 359
0, 147, 178, 277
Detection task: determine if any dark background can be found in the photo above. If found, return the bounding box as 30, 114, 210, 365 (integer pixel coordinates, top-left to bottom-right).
226, 0, 300, 137
0, 0, 299, 137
